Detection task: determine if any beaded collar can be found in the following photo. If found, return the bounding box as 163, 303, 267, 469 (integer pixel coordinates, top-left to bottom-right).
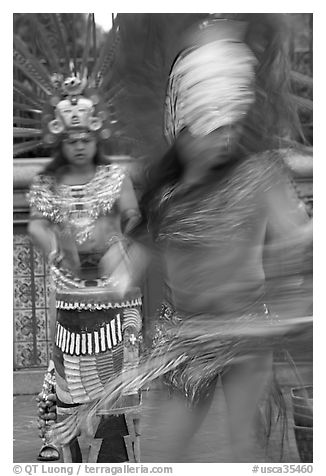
27, 164, 126, 245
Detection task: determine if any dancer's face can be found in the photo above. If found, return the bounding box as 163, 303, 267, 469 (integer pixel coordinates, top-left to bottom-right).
177, 125, 241, 170
62, 133, 97, 168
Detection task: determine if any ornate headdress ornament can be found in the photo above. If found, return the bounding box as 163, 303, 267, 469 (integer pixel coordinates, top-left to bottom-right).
14, 14, 120, 155
164, 19, 258, 143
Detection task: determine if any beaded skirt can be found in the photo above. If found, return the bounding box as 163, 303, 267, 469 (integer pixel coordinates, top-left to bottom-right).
53, 286, 143, 413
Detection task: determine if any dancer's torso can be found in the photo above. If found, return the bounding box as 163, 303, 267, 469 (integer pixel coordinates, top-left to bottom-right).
164, 224, 267, 316
155, 153, 282, 316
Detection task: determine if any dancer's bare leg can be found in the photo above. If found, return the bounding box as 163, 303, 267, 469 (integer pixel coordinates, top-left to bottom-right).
154, 378, 218, 462
221, 352, 273, 462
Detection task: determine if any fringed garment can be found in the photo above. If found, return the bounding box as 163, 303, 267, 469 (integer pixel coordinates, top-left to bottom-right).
152, 298, 277, 403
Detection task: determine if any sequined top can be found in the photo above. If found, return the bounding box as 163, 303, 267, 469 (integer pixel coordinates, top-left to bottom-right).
154, 152, 290, 246
27, 164, 126, 245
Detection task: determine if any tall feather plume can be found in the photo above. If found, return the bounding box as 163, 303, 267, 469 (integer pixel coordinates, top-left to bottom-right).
92, 13, 97, 71
13, 116, 40, 127
27, 14, 62, 73
13, 102, 42, 115
80, 14, 93, 77
52, 14, 71, 74
89, 20, 120, 89
14, 127, 42, 137
13, 35, 53, 95
13, 80, 44, 109
69, 13, 77, 74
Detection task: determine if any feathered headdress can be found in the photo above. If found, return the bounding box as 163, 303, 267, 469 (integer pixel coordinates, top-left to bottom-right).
104, 13, 309, 166
164, 19, 258, 143
13, 14, 121, 156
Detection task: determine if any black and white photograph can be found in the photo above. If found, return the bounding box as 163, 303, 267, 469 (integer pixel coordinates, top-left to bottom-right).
12, 9, 313, 468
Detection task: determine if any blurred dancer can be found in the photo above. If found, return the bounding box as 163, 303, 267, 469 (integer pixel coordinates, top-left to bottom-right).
15, 14, 143, 462
87, 14, 312, 462
143, 16, 312, 461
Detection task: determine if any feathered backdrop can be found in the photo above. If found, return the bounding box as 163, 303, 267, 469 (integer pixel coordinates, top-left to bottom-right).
14, 13, 312, 161
13, 13, 121, 156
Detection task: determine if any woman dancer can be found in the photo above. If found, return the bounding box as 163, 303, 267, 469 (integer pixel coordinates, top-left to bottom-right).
83, 14, 312, 462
